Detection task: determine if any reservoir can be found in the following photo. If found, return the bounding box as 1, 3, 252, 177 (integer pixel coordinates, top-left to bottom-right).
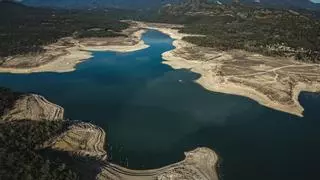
0, 30, 320, 180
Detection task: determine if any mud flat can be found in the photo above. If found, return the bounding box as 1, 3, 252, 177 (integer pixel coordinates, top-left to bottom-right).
0, 22, 149, 74
144, 22, 320, 117
1, 94, 64, 121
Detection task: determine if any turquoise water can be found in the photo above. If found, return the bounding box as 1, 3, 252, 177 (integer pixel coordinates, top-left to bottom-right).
1, 30, 320, 180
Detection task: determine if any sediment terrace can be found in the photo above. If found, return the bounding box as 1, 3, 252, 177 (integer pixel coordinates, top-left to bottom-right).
43, 122, 107, 160
1, 94, 64, 121
144, 22, 320, 117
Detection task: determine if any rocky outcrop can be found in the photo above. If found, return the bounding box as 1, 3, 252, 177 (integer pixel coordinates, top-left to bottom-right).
43, 122, 107, 160
1, 94, 64, 121
97, 147, 219, 180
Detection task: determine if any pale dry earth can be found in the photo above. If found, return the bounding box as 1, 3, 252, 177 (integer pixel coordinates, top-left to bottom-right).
144, 22, 320, 117
1, 94, 64, 121
0, 21, 149, 73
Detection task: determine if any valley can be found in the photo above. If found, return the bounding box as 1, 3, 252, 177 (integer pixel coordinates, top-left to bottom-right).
1, 1, 320, 180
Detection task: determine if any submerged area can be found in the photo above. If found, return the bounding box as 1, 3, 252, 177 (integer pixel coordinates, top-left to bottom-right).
0, 30, 320, 180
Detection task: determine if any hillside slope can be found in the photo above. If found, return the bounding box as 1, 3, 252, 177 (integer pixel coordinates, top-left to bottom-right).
0, 1, 131, 57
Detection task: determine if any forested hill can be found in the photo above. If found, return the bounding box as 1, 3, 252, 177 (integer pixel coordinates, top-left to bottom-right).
155, 0, 320, 62
0, 1, 134, 57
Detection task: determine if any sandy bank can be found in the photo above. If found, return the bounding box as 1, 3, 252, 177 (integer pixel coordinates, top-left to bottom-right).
147, 22, 320, 117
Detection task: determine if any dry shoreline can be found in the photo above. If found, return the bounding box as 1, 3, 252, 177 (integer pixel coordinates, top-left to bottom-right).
0, 24, 149, 74
0, 48, 94, 73
146, 23, 320, 117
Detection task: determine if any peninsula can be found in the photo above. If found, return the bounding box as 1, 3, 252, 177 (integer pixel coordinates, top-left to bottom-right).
145, 22, 320, 117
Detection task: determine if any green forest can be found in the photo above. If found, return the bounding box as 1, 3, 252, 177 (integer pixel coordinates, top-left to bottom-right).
0, 120, 79, 180
0, 2, 133, 57
0, 88, 77, 180
0, 88, 103, 180
0, 88, 22, 117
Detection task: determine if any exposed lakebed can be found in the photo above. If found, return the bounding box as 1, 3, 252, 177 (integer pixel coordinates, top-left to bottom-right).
0, 30, 320, 180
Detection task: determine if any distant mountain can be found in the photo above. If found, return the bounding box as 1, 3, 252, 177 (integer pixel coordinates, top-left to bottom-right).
22, 0, 182, 9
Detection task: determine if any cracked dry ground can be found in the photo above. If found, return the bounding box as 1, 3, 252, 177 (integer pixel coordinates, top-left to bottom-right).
167, 43, 320, 116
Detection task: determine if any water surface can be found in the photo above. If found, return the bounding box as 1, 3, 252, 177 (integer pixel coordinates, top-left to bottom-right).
0, 30, 320, 180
